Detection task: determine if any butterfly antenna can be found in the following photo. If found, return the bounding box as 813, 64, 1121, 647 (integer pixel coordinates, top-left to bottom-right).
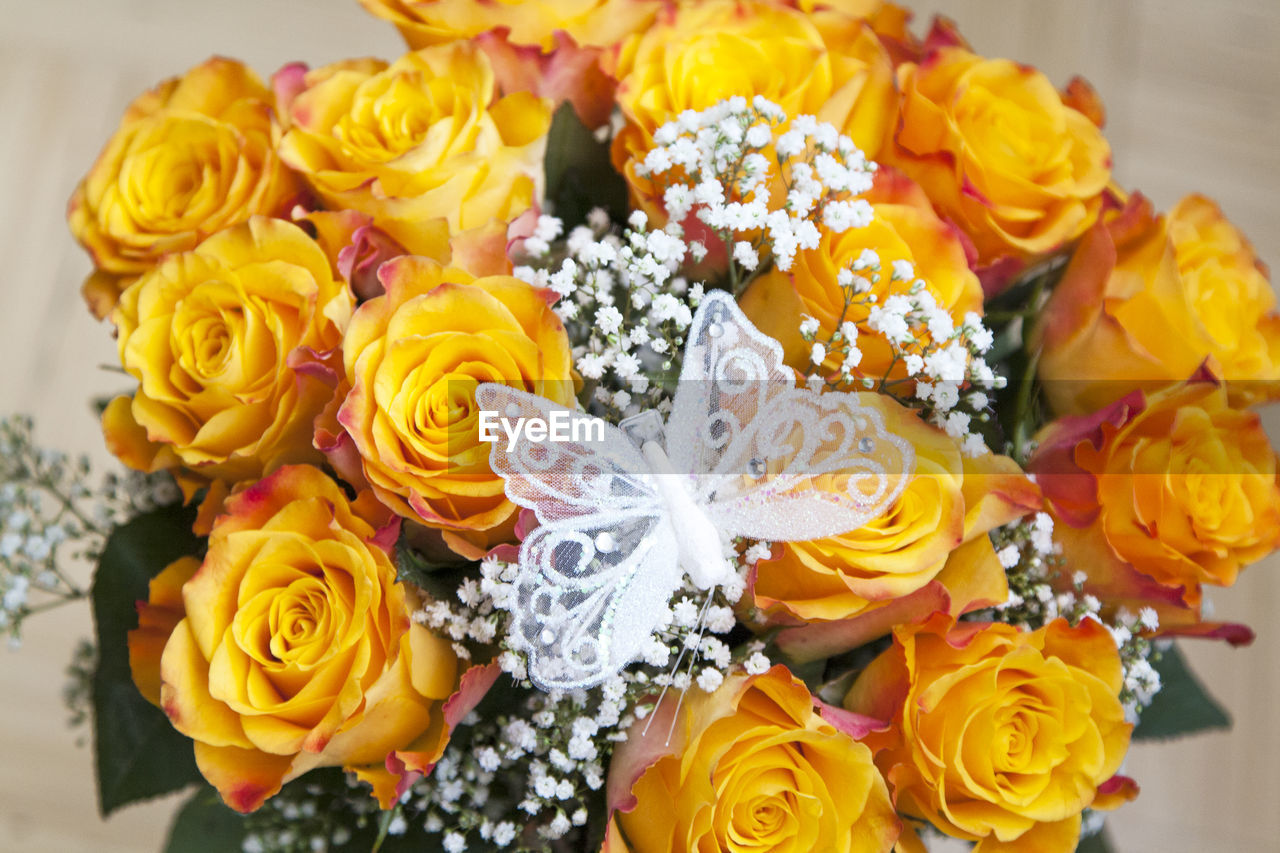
641, 592, 715, 739
662, 591, 716, 746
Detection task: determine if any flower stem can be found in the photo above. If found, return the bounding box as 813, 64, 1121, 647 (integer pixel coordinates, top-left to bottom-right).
19, 592, 87, 618
1011, 347, 1042, 464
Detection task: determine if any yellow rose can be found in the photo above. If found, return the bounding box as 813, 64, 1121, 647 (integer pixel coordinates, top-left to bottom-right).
740, 169, 983, 382
128, 465, 460, 812
358, 1, 657, 130
802, 0, 917, 83
357, 0, 659, 51
846, 615, 1136, 852
68, 57, 300, 319
274, 45, 551, 259
606, 666, 899, 853
1033, 194, 1280, 416
885, 47, 1112, 265
610, 0, 896, 218
334, 256, 574, 556
101, 217, 352, 492
753, 394, 1037, 632
1029, 377, 1280, 635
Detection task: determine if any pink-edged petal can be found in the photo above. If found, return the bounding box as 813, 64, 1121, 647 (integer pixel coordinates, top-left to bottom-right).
605, 695, 684, 816
1092, 774, 1139, 811
194, 741, 294, 814
386, 662, 501, 799
774, 581, 951, 663
814, 700, 889, 741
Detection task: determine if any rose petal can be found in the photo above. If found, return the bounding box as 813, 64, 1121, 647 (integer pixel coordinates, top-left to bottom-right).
194, 742, 295, 814
814, 700, 889, 740
775, 581, 951, 663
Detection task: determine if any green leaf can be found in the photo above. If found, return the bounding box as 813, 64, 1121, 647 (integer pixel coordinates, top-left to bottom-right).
162, 780, 426, 853
394, 542, 478, 605
395, 541, 471, 586
163, 787, 247, 853
163, 772, 471, 853
1133, 643, 1230, 741
543, 103, 629, 228
1076, 828, 1115, 853
92, 503, 204, 815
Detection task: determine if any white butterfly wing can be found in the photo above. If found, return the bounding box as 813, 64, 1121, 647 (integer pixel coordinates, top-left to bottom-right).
508, 513, 681, 691
473, 385, 659, 521
664, 290, 795, 477
667, 291, 915, 540
700, 388, 915, 540
473, 384, 682, 690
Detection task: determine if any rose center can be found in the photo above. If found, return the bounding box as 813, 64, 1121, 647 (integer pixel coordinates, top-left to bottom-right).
729, 791, 796, 849
268, 577, 336, 666
337, 73, 451, 165
124, 117, 237, 227
955, 87, 1059, 182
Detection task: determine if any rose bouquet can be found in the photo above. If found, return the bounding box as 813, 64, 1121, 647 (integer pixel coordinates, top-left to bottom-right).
2, 1, 1276, 852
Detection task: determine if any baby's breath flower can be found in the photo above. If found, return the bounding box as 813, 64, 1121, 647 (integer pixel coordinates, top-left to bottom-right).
0, 416, 182, 647
696, 667, 725, 692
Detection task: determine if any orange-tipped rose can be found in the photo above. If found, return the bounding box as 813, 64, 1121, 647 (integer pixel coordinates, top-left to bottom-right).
606, 666, 899, 853
332, 256, 574, 557
274, 44, 550, 260
357, 0, 659, 51
752, 391, 1034, 617
128, 465, 460, 812
1029, 376, 1280, 639
885, 47, 1111, 267
792, 1, 921, 67
609, 0, 896, 221
102, 217, 352, 495
1033, 194, 1280, 416
754, 396, 1038, 660
68, 57, 300, 319
846, 615, 1135, 852
740, 168, 982, 382
356, 0, 658, 129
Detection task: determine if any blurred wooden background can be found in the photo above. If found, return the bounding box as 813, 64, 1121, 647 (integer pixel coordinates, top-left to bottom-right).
0, 0, 1276, 850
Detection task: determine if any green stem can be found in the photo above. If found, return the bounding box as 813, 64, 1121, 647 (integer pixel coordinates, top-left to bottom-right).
47, 562, 85, 598
831, 289, 859, 341
1011, 347, 1042, 464
875, 352, 904, 395
370, 807, 398, 853
36, 477, 106, 538
19, 592, 87, 618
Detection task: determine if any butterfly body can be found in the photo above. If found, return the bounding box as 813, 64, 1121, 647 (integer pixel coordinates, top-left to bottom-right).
638, 439, 733, 591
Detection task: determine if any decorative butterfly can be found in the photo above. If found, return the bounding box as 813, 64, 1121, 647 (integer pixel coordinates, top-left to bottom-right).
475, 291, 915, 691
